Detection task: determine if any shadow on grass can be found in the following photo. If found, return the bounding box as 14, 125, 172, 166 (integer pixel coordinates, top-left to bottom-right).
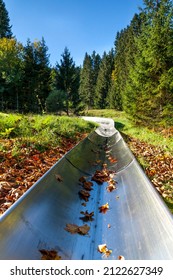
115, 122, 125, 130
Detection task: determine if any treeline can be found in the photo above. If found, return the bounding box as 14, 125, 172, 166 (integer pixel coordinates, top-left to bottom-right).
0, 0, 173, 126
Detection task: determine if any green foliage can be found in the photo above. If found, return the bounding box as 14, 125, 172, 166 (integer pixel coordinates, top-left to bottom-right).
0, 0, 172, 129
79, 53, 94, 109
46, 90, 67, 113
95, 50, 115, 109
79, 51, 101, 110
21, 38, 51, 113
0, 0, 12, 38
0, 113, 97, 148
121, 0, 173, 126
106, 69, 122, 110
56, 47, 80, 115
86, 109, 173, 153
114, 13, 143, 114
0, 38, 23, 111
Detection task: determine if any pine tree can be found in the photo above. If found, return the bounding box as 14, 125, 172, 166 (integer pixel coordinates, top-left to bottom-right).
79, 53, 94, 109
79, 51, 101, 110
56, 47, 79, 115
21, 38, 51, 113
34, 37, 51, 112
95, 50, 115, 109
106, 69, 122, 110
0, 0, 12, 38
91, 51, 101, 87
21, 39, 37, 112
114, 13, 143, 113
124, 0, 173, 125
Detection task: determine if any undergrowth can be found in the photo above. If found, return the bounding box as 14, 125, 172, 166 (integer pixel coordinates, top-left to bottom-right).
0, 113, 97, 152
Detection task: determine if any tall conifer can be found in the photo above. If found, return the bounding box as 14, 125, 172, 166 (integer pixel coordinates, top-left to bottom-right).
0, 0, 12, 38
95, 50, 114, 109
79, 53, 94, 109
56, 47, 79, 115
124, 0, 173, 125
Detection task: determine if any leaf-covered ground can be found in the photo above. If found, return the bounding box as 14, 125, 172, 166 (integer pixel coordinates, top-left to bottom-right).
127, 137, 173, 212
0, 113, 98, 215
0, 136, 82, 215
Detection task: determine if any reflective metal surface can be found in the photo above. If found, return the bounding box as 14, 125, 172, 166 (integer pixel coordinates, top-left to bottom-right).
0, 117, 173, 260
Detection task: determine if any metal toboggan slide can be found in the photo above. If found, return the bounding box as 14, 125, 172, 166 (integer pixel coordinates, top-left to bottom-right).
0, 117, 173, 260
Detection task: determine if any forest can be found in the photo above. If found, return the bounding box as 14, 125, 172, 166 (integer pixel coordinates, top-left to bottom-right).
0, 0, 173, 127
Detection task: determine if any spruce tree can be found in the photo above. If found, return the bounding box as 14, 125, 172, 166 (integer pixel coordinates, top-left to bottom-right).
91, 51, 101, 87
56, 47, 79, 115
79, 51, 101, 110
21, 39, 38, 112
34, 37, 51, 112
124, 0, 173, 125
21, 38, 51, 113
0, 0, 12, 38
79, 53, 94, 109
114, 13, 143, 113
95, 50, 114, 109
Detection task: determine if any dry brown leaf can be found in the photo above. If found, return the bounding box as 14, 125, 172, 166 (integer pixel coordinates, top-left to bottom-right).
92, 170, 109, 184
107, 185, 116, 192
79, 176, 86, 183
107, 179, 117, 192
64, 224, 79, 234
118, 255, 125, 260
81, 202, 87, 207
83, 181, 93, 191
39, 249, 61, 260
99, 202, 109, 214
78, 224, 90, 235
65, 223, 90, 235
80, 210, 94, 221
78, 190, 90, 201
108, 156, 118, 164
92, 165, 115, 185
98, 244, 112, 257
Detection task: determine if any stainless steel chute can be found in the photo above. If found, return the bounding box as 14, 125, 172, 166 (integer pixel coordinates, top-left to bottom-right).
0, 117, 173, 260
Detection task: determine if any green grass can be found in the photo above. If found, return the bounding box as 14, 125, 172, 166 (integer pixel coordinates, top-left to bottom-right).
163, 198, 173, 214
0, 113, 97, 151
84, 109, 173, 154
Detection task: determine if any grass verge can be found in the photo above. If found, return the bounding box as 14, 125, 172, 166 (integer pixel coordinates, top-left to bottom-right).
0, 113, 97, 152
84, 109, 173, 153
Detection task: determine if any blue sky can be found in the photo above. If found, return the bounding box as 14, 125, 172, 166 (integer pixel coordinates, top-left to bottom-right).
4, 0, 143, 66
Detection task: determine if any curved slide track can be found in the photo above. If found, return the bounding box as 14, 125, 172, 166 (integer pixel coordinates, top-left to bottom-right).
0, 117, 173, 260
